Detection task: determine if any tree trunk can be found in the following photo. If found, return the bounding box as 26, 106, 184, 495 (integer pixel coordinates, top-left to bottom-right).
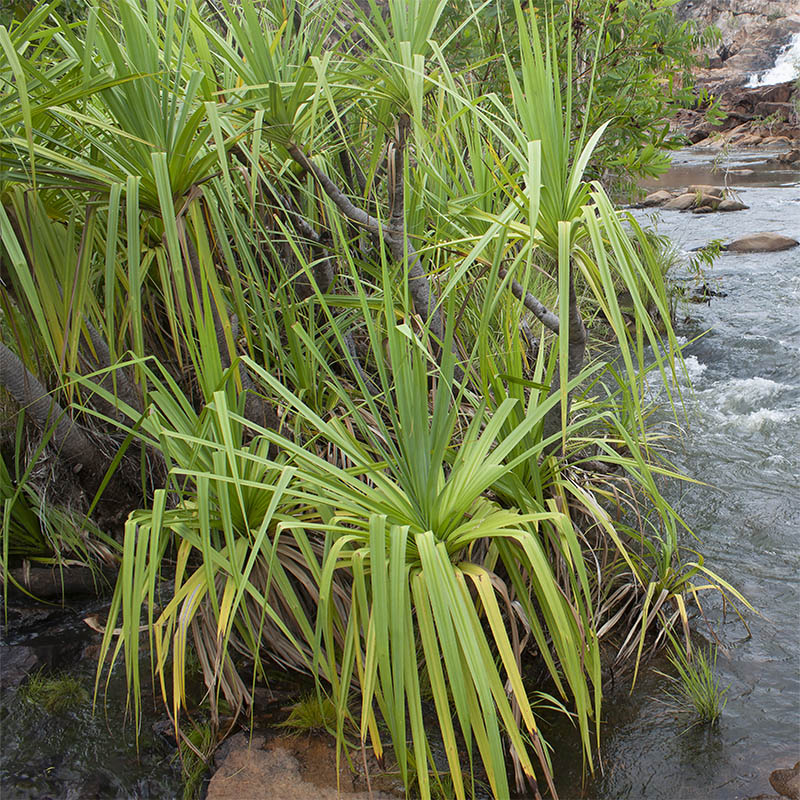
0, 341, 104, 494
541, 266, 587, 452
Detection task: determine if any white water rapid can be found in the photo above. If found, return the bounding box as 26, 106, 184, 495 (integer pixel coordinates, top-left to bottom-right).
746, 32, 800, 87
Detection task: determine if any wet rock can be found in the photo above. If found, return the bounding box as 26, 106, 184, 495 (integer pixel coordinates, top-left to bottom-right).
639, 189, 674, 207
717, 198, 749, 211
770, 761, 800, 800
0, 644, 39, 688
688, 284, 728, 303
687, 127, 711, 143
675, 0, 800, 93
663, 193, 697, 210
724, 232, 800, 252
762, 136, 792, 146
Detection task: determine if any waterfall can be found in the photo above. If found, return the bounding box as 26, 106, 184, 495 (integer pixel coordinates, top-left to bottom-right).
746, 32, 800, 87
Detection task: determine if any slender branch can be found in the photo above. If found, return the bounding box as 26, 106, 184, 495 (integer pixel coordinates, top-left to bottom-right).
274, 192, 335, 294
288, 140, 446, 344
343, 331, 381, 397
498, 268, 561, 334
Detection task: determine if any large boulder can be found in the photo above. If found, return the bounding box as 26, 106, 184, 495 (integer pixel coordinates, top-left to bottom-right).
663, 191, 722, 211
687, 184, 724, 197
639, 189, 674, 207
663, 193, 697, 210
724, 232, 799, 252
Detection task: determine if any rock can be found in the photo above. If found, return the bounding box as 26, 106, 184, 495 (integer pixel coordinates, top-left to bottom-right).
639, 189, 674, 207
687, 185, 724, 198
754, 101, 795, 120
207, 733, 395, 800
728, 130, 752, 145
725, 232, 799, 252
663, 193, 697, 210
696, 192, 723, 208
687, 128, 711, 143
717, 198, 749, 211
0, 645, 39, 688
738, 134, 764, 147
663, 191, 722, 211
778, 149, 800, 163
675, 0, 800, 90
769, 761, 800, 800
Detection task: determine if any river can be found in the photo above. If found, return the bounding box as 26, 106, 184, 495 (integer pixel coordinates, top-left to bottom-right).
552, 148, 800, 799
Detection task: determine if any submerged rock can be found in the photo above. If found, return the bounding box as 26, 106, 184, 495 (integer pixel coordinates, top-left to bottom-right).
769, 762, 800, 800
724, 232, 800, 252
0, 645, 39, 689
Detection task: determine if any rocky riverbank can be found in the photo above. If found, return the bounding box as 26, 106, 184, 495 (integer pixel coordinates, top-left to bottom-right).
672, 1, 800, 148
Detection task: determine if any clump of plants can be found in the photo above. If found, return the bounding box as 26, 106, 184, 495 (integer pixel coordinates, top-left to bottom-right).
0, 0, 751, 797
279, 693, 339, 734
20, 669, 89, 713
174, 720, 215, 800
657, 636, 730, 728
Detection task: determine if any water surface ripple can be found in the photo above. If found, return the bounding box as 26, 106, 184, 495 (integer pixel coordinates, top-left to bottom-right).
554, 149, 800, 800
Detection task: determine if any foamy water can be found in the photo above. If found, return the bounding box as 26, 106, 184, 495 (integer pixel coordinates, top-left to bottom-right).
746, 32, 800, 87
551, 151, 800, 800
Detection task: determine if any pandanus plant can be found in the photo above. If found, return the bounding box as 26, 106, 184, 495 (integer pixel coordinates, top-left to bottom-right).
0, 1, 750, 798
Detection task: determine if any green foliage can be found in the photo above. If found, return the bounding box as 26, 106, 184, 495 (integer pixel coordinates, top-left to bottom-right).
20, 669, 89, 713
657, 635, 729, 728
279, 693, 340, 734
175, 720, 215, 800
441, 0, 720, 187
0, 1, 748, 797
689, 238, 725, 279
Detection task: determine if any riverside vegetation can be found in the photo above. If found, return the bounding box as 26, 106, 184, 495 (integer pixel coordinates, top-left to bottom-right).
0, 1, 750, 797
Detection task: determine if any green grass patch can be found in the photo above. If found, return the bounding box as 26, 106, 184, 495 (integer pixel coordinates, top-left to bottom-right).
657, 637, 729, 728
279, 693, 339, 734
20, 669, 89, 713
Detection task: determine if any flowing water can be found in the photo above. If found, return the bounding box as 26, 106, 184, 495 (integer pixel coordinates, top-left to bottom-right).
0, 600, 183, 798
551, 149, 800, 799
